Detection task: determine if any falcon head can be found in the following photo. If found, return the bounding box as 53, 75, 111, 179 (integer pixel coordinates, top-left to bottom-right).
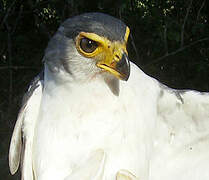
44, 13, 130, 82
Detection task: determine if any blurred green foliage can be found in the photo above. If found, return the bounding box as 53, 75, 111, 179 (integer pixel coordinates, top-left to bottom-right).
0, 0, 209, 179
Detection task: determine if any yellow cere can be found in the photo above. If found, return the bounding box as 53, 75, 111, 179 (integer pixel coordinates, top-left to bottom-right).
124, 26, 130, 43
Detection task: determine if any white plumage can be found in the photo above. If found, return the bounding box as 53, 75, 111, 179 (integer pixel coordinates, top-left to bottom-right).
9, 13, 209, 180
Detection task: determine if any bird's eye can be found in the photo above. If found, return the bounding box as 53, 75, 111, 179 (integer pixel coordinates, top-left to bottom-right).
80, 38, 98, 53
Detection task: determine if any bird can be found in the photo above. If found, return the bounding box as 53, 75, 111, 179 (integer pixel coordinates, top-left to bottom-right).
9, 12, 209, 180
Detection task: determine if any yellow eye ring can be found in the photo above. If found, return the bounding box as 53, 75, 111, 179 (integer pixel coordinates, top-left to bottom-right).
76, 34, 103, 58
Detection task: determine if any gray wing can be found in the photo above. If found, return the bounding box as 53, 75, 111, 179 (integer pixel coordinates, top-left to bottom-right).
9, 73, 43, 180
153, 84, 209, 179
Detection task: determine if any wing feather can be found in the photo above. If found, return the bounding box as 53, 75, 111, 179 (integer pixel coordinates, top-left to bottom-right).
153, 85, 209, 179
9, 74, 43, 179
157, 86, 209, 137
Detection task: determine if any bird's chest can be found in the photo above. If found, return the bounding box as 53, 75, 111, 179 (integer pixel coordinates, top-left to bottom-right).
37, 96, 130, 146
33, 85, 143, 179
38, 86, 126, 139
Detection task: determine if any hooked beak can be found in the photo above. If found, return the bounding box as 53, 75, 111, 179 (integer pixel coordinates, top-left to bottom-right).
97, 52, 130, 81
115, 53, 130, 81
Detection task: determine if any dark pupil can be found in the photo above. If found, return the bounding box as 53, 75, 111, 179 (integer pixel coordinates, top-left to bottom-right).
80, 38, 98, 53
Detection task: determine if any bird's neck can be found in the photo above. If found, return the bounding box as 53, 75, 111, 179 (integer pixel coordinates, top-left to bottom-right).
44, 64, 120, 96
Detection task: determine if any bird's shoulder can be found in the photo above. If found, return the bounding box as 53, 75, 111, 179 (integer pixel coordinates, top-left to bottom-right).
122, 62, 160, 99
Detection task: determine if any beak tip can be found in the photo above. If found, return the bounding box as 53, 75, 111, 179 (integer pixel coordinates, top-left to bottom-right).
116, 53, 130, 81
123, 74, 130, 81
120, 71, 130, 81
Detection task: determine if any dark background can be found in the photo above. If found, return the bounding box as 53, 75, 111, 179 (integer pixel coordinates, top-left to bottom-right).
1, 0, 209, 179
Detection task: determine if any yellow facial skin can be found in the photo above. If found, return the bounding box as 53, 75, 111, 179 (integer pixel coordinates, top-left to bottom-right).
75, 26, 130, 80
